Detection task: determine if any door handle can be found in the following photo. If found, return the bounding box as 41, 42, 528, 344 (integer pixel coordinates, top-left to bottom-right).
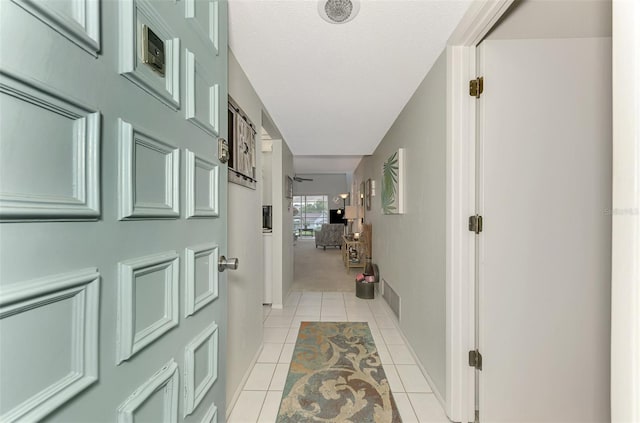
218, 256, 239, 272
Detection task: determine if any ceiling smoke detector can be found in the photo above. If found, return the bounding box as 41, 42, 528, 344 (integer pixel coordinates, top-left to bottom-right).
318, 0, 360, 24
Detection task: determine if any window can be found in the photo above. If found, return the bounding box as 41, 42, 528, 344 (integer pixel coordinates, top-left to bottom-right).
292, 195, 328, 236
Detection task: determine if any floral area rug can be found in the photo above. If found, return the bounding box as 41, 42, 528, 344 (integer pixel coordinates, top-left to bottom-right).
277, 322, 401, 423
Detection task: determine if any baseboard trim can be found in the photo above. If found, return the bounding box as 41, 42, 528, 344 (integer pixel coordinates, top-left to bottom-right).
226, 343, 264, 419
376, 294, 446, 409
398, 327, 447, 408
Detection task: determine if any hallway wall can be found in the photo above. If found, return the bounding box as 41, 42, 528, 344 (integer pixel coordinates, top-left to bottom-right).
227, 50, 284, 409
272, 140, 295, 307
353, 50, 448, 397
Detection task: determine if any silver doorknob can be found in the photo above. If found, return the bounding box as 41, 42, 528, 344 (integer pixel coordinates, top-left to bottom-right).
218, 256, 239, 272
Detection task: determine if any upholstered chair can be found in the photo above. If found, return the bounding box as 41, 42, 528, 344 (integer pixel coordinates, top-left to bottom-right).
314, 224, 344, 250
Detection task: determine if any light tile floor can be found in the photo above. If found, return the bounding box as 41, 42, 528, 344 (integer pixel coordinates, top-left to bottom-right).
227, 291, 450, 423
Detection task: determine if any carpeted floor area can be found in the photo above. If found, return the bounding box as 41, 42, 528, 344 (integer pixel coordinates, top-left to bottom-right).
293, 238, 356, 292
277, 322, 401, 423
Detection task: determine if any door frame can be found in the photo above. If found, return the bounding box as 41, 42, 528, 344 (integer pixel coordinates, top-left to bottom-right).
611, 1, 640, 421
444, 2, 515, 421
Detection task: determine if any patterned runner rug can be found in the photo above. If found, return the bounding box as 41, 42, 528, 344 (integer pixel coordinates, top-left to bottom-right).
277, 322, 401, 422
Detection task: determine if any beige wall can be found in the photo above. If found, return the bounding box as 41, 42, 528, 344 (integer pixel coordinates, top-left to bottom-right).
227, 47, 296, 408
486, 0, 611, 40
353, 50, 448, 396
272, 140, 295, 307
292, 173, 349, 209
226, 50, 269, 410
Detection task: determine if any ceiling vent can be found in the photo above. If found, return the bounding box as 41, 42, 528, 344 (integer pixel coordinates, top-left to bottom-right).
318, 0, 360, 24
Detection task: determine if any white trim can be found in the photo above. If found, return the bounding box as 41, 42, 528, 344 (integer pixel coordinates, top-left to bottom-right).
185, 0, 219, 55
117, 119, 180, 220
378, 298, 447, 407
201, 403, 218, 423
117, 360, 179, 423
116, 251, 180, 364
184, 322, 219, 416
185, 150, 220, 218
118, 0, 180, 110
397, 148, 405, 214
611, 1, 640, 421
0, 268, 100, 422
226, 344, 263, 420
445, 43, 477, 423
11, 0, 100, 56
444, 1, 514, 421
212, 0, 219, 55
184, 242, 219, 317
0, 70, 101, 221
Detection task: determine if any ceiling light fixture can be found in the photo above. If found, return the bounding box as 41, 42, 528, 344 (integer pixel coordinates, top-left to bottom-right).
318, 0, 360, 24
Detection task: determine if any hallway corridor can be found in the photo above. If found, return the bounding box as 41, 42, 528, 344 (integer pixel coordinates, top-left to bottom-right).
228, 240, 449, 422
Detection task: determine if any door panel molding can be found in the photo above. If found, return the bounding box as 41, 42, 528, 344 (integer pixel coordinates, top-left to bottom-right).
0, 70, 101, 221
118, 119, 180, 220
185, 150, 219, 218
185, 0, 219, 55
118, 0, 180, 110
185, 49, 220, 137
201, 403, 218, 423
116, 251, 179, 364
116, 360, 179, 423
11, 0, 101, 56
1, 0, 229, 418
183, 322, 219, 417
184, 243, 219, 317
0, 268, 100, 422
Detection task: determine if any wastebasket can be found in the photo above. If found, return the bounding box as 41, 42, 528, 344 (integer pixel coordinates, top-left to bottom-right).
355, 281, 375, 299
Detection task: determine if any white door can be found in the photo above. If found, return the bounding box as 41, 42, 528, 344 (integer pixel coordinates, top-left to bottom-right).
0, 0, 229, 421
476, 38, 611, 422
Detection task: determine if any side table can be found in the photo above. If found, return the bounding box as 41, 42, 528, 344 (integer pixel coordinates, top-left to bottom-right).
342, 235, 366, 273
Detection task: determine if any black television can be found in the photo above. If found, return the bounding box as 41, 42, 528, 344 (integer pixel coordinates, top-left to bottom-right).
329, 209, 346, 225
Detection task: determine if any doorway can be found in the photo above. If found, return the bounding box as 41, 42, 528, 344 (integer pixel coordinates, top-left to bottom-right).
445, 1, 614, 421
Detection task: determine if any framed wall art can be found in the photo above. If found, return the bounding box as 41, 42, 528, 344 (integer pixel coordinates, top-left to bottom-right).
381, 148, 405, 214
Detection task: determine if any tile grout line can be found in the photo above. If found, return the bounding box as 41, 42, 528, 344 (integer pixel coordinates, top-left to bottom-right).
253, 389, 269, 423
404, 392, 421, 423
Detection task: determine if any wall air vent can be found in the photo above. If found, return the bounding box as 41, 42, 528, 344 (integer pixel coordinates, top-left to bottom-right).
382, 279, 401, 319
318, 0, 360, 24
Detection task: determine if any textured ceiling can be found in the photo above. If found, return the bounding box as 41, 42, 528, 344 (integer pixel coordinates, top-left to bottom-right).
229, 0, 471, 171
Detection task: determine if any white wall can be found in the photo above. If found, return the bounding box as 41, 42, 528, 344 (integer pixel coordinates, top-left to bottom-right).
281, 145, 295, 300
353, 50, 448, 397
271, 140, 295, 308
226, 50, 266, 410
262, 151, 272, 205
292, 173, 349, 208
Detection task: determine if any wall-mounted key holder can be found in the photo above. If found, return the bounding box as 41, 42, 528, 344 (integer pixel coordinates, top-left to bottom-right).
142, 25, 165, 76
